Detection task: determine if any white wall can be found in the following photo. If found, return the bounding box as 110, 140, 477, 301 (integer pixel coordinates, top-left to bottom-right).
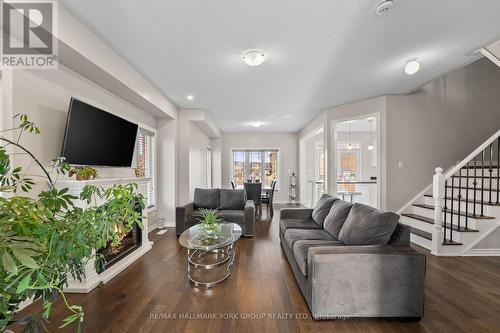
301, 131, 323, 206
176, 109, 221, 205
386, 58, 500, 210
7, 66, 156, 177
188, 123, 211, 198
299, 57, 500, 212
2, 66, 181, 229
220, 132, 299, 203
157, 118, 177, 226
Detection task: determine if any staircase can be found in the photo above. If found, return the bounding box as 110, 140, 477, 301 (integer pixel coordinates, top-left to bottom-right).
399, 130, 500, 255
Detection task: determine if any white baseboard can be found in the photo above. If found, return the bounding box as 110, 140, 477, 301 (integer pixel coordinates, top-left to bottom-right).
463, 248, 500, 256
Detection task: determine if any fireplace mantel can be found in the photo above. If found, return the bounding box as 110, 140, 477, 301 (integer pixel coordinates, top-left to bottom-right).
55, 177, 153, 293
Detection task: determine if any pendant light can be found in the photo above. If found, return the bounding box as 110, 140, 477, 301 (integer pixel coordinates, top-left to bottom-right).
367, 119, 374, 150
347, 122, 353, 150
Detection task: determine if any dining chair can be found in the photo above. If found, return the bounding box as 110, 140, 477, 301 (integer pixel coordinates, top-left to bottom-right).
261, 180, 277, 217
230, 180, 236, 189
244, 182, 262, 216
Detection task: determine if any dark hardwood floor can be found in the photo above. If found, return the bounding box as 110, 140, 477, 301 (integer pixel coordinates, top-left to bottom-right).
14, 204, 500, 332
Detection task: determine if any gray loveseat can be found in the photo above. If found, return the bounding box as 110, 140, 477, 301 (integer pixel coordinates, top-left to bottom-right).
176, 188, 255, 236
280, 194, 425, 320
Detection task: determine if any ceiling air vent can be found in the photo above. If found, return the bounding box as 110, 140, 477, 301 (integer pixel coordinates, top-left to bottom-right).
375, 0, 395, 16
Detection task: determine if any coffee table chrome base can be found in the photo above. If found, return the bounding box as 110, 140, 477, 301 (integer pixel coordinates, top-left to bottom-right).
187, 243, 235, 288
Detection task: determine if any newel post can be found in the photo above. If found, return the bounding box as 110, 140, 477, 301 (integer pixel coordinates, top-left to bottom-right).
432, 167, 445, 254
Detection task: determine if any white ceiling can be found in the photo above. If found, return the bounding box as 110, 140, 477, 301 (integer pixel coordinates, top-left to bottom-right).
61, 0, 500, 132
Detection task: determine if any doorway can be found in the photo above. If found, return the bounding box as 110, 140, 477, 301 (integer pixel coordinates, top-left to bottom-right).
300, 127, 326, 208
333, 116, 380, 207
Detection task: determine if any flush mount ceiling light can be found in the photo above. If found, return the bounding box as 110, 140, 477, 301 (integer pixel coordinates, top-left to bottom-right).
186, 94, 194, 100
405, 59, 420, 75
241, 50, 266, 67
375, 0, 394, 16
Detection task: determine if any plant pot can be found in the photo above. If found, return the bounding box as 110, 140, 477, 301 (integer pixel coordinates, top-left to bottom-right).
76, 175, 92, 181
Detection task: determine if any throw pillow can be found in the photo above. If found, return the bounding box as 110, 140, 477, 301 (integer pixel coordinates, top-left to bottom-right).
220, 189, 246, 210
193, 188, 220, 209
339, 203, 399, 245
311, 194, 338, 226
323, 200, 353, 238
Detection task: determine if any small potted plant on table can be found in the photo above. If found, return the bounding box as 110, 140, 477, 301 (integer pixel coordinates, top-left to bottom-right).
198, 208, 223, 237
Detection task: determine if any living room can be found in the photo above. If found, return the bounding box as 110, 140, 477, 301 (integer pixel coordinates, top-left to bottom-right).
1, 1, 500, 332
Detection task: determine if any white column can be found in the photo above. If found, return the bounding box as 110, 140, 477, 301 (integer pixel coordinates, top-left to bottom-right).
432, 167, 445, 255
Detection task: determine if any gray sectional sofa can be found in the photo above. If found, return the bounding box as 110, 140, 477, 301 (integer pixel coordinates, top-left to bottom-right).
280, 194, 426, 320
176, 188, 255, 236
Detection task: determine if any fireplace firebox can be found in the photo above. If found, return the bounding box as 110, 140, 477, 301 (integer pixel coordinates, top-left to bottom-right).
98, 205, 142, 272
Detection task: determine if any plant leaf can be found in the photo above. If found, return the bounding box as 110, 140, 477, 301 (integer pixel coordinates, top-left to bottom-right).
11, 247, 39, 269
2, 251, 18, 275
17, 273, 32, 293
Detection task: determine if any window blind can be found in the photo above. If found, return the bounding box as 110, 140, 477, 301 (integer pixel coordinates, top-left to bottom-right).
138, 128, 155, 208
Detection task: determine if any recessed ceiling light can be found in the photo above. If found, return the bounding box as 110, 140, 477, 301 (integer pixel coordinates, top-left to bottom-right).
248, 122, 264, 128
405, 59, 420, 75
186, 94, 194, 100
241, 50, 266, 67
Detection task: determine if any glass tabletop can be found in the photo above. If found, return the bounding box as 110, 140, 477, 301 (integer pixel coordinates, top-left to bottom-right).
178, 222, 242, 251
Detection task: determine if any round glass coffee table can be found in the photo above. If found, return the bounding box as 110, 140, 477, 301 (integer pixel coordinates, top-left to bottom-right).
178, 223, 242, 288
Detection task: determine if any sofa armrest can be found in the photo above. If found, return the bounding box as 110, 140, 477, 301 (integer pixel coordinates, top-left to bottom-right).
389, 223, 411, 246
244, 200, 255, 236
176, 202, 194, 236
280, 208, 313, 220
307, 245, 425, 319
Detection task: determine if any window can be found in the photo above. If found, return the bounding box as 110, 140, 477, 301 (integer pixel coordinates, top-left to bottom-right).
232, 149, 279, 189
137, 128, 155, 208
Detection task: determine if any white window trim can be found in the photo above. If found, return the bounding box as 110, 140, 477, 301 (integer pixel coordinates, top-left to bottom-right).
230, 148, 280, 191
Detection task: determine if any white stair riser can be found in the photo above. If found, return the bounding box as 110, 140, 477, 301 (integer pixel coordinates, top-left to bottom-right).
411, 206, 482, 229
424, 196, 498, 215
402, 216, 464, 241
459, 169, 499, 178
448, 188, 500, 201
401, 216, 434, 233
453, 177, 500, 189
410, 233, 432, 250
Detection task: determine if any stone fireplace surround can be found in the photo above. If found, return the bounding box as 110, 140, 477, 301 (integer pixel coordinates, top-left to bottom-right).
54, 177, 153, 293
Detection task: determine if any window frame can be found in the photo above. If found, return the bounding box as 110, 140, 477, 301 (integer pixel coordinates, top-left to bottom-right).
231, 148, 280, 191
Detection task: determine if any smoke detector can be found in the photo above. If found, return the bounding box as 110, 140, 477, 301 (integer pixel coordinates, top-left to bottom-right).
375, 0, 394, 16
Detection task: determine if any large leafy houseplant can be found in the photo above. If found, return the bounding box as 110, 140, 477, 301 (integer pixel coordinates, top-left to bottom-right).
0, 114, 145, 332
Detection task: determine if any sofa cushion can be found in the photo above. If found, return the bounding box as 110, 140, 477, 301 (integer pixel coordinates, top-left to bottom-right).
280, 219, 321, 236
284, 229, 336, 250
220, 210, 245, 224
312, 194, 338, 226
293, 240, 344, 276
194, 188, 220, 209
323, 200, 353, 238
220, 189, 246, 210
339, 203, 400, 246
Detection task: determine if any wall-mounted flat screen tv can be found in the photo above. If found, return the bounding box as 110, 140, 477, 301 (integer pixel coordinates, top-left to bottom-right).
61, 98, 138, 167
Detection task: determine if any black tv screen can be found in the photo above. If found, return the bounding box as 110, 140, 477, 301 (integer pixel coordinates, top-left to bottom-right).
61, 98, 138, 167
